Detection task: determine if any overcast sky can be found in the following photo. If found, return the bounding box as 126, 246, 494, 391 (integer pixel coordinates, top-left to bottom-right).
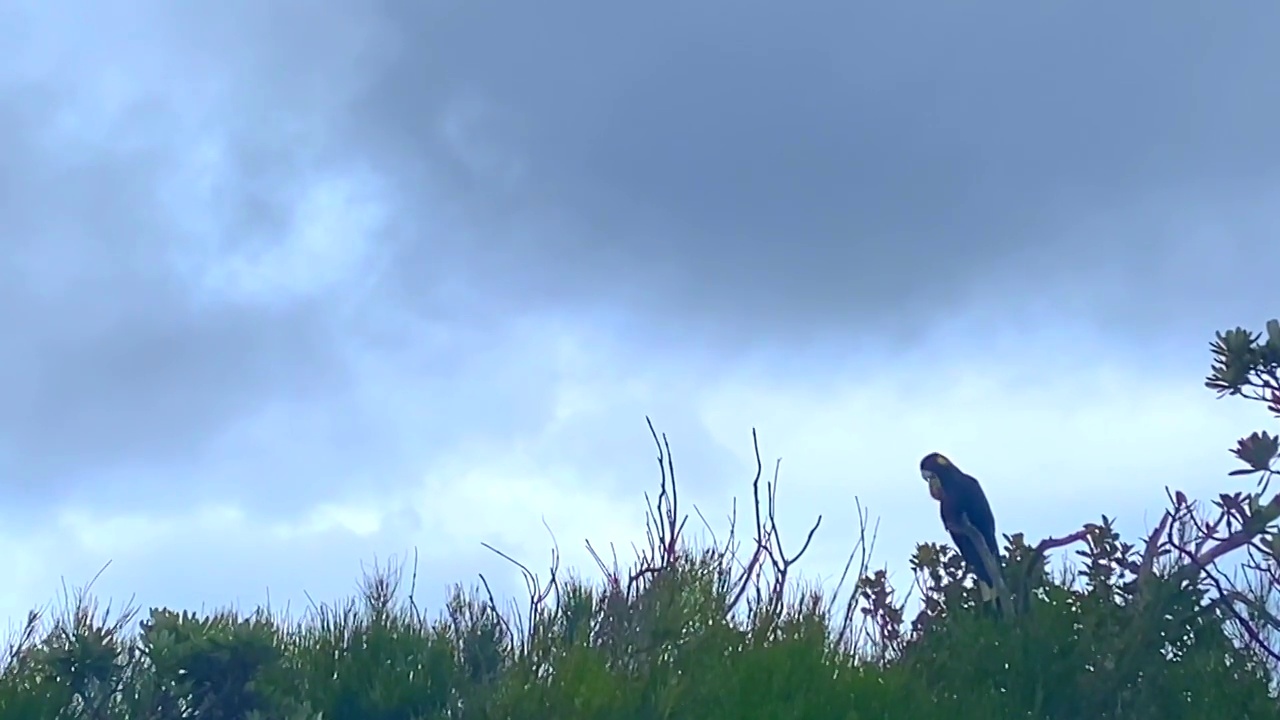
1, 0, 1277, 630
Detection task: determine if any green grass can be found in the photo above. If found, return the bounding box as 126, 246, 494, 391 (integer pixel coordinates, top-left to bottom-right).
1, 485, 1276, 720
2, 556, 1275, 720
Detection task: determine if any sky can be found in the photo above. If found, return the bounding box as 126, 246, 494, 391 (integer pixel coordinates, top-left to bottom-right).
1, 0, 1278, 631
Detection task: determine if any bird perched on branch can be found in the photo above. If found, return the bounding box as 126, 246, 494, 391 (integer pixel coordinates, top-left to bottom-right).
920, 452, 1001, 602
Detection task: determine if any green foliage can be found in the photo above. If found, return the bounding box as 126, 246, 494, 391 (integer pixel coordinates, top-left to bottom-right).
3, 547, 1275, 720
3, 320, 1280, 719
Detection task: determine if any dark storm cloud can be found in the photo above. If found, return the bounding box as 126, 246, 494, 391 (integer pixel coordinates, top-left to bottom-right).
337, 0, 1280, 345
0, 4, 555, 515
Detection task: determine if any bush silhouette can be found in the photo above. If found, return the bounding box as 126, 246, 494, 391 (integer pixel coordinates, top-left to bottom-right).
3, 320, 1280, 719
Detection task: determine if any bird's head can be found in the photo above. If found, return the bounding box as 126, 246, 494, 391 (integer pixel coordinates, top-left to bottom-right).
920, 452, 953, 500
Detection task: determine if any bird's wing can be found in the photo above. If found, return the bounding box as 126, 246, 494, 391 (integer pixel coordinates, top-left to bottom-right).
954, 473, 999, 554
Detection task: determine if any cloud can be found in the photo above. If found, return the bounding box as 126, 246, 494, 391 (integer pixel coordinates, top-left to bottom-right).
2, 315, 1260, 625
1, 0, 1274, 624
0, 1, 544, 515
0, 502, 508, 626
335, 1, 1280, 347
18, 1, 1270, 358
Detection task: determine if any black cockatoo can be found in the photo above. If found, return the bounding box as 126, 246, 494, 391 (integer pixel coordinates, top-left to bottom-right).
919, 452, 1001, 601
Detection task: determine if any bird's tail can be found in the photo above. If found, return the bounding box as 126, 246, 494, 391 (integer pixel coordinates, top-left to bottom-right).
978, 580, 995, 603
977, 580, 1004, 616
